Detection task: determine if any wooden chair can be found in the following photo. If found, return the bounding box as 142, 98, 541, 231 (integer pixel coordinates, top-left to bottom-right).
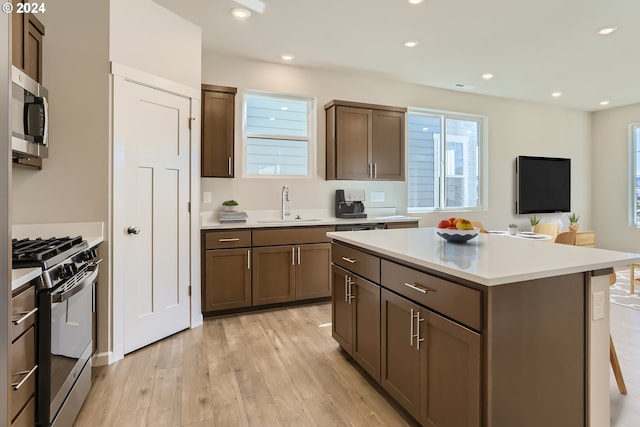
630, 263, 640, 294
554, 231, 576, 245
609, 272, 627, 395
533, 223, 558, 238
470, 221, 488, 233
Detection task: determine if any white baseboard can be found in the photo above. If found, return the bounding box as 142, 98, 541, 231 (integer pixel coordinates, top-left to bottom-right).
92, 351, 122, 366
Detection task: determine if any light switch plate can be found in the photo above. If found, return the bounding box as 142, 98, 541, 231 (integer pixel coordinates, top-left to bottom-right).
592, 291, 605, 320
203, 192, 212, 204
370, 191, 385, 202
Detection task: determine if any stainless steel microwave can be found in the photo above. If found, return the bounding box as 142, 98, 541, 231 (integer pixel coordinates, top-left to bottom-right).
11, 65, 49, 158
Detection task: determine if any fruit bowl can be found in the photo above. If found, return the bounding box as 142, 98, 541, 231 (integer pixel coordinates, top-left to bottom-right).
436, 228, 479, 243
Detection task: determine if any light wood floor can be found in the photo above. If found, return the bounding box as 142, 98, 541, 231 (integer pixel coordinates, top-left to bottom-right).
74, 301, 640, 427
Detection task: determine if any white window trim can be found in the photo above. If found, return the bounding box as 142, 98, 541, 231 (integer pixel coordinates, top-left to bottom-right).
406, 107, 488, 213
629, 123, 640, 226
240, 89, 317, 179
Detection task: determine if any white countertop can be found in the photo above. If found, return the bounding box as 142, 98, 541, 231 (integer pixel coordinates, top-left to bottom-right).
11, 222, 104, 292
327, 227, 640, 286
200, 208, 420, 230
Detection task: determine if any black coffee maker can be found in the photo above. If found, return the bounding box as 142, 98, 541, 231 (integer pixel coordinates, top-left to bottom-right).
335, 189, 367, 219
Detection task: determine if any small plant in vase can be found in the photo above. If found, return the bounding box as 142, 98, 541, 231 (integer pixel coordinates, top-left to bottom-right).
529, 215, 541, 232
568, 213, 580, 231
508, 223, 518, 235
222, 200, 239, 212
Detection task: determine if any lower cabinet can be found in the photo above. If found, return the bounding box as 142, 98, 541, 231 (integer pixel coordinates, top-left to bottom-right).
204, 248, 251, 311
253, 243, 331, 306
331, 265, 381, 381
381, 288, 481, 427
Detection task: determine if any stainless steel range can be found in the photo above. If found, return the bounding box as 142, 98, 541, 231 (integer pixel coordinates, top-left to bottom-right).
12, 236, 99, 427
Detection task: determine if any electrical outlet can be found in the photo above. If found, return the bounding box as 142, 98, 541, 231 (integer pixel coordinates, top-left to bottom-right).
370, 191, 385, 202
592, 291, 604, 320
203, 192, 212, 204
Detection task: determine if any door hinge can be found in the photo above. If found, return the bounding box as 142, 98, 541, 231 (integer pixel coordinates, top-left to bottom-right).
188, 202, 191, 213
188, 285, 192, 296
188, 117, 194, 130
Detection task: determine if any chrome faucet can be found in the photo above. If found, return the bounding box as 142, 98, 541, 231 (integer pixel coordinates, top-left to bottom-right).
281, 185, 290, 219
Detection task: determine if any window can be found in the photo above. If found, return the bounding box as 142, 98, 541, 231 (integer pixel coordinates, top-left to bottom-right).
631, 124, 640, 225
407, 109, 485, 211
243, 92, 315, 177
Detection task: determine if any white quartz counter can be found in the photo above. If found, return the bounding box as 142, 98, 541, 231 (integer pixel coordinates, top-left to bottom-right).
327, 227, 640, 286
200, 208, 419, 230
11, 222, 104, 292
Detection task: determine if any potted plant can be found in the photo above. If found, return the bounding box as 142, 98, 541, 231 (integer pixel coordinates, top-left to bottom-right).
568, 212, 580, 231
508, 223, 518, 235
529, 215, 541, 231
222, 200, 239, 212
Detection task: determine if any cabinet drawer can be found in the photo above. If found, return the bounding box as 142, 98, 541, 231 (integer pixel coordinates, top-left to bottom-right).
575, 231, 595, 247
332, 243, 380, 283
10, 326, 36, 422
11, 395, 35, 427
11, 284, 36, 343
253, 226, 333, 246
381, 260, 481, 331
204, 230, 251, 249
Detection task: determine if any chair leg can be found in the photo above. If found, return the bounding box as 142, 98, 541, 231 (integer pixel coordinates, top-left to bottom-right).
610, 335, 627, 395
631, 264, 637, 294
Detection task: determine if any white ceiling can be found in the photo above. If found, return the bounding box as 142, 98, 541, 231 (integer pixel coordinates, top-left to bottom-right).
154, 0, 640, 112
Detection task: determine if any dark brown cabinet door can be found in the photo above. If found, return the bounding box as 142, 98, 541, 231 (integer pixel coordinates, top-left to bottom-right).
331, 266, 353, 351
24, 14, 44, 83
335, 106, 372, 180
351, 275, 381, 383
295, 243, 331, 299
421, 311, 481, 427
203, 248, 251, 312
381, 289, 423, 421
372, 109, 405, 180
252, 246, 295, 305
201, 86, 236, 177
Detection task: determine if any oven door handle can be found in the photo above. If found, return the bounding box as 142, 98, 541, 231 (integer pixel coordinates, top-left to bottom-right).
52, 267, 99, 303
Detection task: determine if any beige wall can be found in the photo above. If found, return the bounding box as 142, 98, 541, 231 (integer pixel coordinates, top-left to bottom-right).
202, 51, 592, 231
592, 104, 640, 252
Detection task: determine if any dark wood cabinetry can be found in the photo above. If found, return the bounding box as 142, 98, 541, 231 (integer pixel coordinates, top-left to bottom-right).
9, 283, 37, 427
202, 230, 251, 312
11, 0, 44, 83
325, 100, 406, 181
201, 84, 236, 177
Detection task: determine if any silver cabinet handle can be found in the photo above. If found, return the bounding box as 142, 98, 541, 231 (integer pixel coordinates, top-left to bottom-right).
127, 226, 140, 235
292, 247, 295, 265
368, 163, 372, 178
12, 307, 38, 325
297, 246, 301, 265
247, 249, 251, 270
416, 312, 425, 350
12, 365, 38, 390
341, 256, 357, 264
374, 163, 377, 179
344, 275, 349, 303
218, 238, 240, 242
228, 157, 232, 176
410, 308, 415, 346
411, 309, 421, 349
348, 280, 355, 304
404, 282, 429, 294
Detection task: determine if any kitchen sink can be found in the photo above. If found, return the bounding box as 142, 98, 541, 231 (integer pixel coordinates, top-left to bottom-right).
255, 218, 323, 224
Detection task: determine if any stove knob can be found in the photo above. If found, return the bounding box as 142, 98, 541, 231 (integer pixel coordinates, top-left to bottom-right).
84, 249, 97, 261
58, 264, 76, 280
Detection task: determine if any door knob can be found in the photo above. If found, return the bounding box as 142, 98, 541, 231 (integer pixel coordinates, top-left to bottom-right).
127, 226, 141, 235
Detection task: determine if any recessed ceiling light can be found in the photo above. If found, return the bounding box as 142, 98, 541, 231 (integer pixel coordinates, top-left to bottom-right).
269, 117, 276, 121
598, 26, 618, 35
408, 0, 424, 4
422, 127, 429, 131
281, 54, 295, 61
281, 106, 288, 111
599, 100, 610, 106
481, 73, 494, 80
551, 92, 562, 98
404, 40, 419, 48
230, 7, 251, 21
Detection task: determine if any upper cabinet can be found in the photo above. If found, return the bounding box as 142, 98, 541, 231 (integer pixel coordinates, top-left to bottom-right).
12, 0, 45, 83
201, 84, 237, 178
325, 100, 406, 181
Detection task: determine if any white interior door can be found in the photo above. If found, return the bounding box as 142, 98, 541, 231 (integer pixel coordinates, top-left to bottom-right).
114, 77, 191, 354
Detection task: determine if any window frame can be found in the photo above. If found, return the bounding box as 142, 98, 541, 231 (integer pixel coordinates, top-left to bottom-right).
241, 90, 316, 179
406, 107, 488, 213
629, 123, 640, 226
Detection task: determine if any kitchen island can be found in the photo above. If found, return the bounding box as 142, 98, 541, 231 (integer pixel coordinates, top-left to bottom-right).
327, 227, 640, 427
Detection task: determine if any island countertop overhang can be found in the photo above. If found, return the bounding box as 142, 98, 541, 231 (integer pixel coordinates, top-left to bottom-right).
327, 227, 640, 286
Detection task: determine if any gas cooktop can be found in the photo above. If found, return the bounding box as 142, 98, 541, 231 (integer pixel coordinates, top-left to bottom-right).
12, 236, 88, 270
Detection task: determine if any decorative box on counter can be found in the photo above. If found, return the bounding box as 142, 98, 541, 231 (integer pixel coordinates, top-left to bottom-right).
219, 211, 248, 223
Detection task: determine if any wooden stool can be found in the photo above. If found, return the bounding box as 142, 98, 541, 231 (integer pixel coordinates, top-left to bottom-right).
610, 272, 627, 395
630, 263, 640, 294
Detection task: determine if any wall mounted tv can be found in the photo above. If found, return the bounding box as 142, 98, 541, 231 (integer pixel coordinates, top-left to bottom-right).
516, 156, 571, 214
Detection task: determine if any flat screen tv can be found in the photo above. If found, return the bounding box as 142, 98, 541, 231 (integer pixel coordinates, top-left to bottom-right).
516, 156, 571, 214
